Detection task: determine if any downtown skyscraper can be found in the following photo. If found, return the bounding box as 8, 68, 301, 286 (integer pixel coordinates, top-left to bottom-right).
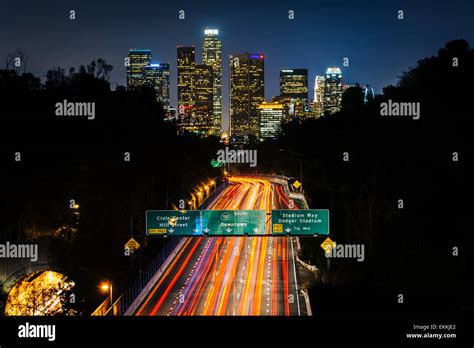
313, 75, 325, 118
323, 67, 343, 114
279, 69, 308, 115
144, 63, 170, 110
126, 49, 170, 112
194, 64, 214, 121
258, 102, 284, 140
229, 53, 265, 141
127, 49, 151, 89
177, 46, 196, 116
202, 29, 222, 134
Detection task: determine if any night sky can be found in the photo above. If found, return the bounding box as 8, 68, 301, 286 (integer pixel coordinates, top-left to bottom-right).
2, 0, 473, 130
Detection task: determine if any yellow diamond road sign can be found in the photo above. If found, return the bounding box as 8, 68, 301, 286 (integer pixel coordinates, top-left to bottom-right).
125, 237, 140, 251
320, 237, 336, 254
292, 180, 301, 189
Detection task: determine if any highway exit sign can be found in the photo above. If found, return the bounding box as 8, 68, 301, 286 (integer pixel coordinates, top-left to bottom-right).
201, 210, 266, 236
146, 210, 201, 236
271, 209, 329, 236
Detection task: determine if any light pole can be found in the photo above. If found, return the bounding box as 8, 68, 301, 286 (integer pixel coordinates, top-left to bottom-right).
100, 281, 113, 313
279, 149, 306, 191
190, 193, 197, 210
279, 149, 333, 193
196, 191, 203, 206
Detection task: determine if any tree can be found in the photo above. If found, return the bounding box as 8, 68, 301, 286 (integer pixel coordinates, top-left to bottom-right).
5, 49, 28, 74
341, 84, 364, 113
45, 67, 69, 91
86, 59, 113, 81
96, 58, 113, 81
4, 271, 78, 316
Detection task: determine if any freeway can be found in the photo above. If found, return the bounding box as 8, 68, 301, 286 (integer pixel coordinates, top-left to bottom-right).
135, 176, 306, 316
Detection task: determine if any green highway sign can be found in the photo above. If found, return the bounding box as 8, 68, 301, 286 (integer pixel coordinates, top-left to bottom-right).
271, 209, 329, 236
146, 209, 330, 237
201, 210, 266, 236
146, 210, 202, 236
210, 159, 225, 168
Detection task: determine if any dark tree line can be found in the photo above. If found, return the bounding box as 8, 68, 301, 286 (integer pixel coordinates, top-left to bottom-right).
0, 59, 221, 314
257, 40, 473, 316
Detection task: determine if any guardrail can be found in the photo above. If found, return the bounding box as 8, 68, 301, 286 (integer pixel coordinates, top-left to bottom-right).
123, 237, 188, 315
91, 237, 182, 316
92, 183, 227, 316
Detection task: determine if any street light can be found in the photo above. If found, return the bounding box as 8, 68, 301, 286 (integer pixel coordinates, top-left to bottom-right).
280, 149, 304, 191
100, 281, 113, 304
99, 281, 113, 310
196, 191, 203, 205
190, 193, 197, 210
70, 203, 80, 217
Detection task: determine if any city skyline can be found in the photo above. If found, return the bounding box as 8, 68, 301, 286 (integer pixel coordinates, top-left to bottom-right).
4, 0, 473, 131
126, 39, 343, 137
0, 0, 472, 339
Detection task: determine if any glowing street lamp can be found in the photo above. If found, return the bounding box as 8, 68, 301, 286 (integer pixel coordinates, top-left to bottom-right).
190, 193, 197, 210
196, 191, 203, 205
100, 281, 113, 309
71, 202, 80, 217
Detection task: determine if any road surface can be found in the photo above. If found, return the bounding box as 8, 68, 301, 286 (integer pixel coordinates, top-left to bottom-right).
135, 176, 306, 316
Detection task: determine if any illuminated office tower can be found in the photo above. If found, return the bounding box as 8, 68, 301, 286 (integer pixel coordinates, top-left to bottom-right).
258, 102, 284, 140
177, 46, 195, 116
323, 67, 343, 114
313, 75, 325, 118
229, 53, 265, 139
363, 84, 375, 104
127, 49, 151, 89
202, 29, 222, 133
144, 63, 170, 110
194, 64, 214, 124
272, 95, 293, 122
280, 69, 308, 114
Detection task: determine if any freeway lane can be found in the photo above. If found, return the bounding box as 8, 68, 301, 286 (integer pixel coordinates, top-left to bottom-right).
135, 176, 306, 316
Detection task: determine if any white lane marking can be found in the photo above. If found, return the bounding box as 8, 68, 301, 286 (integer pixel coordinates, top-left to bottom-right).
290, 237, 301, 316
